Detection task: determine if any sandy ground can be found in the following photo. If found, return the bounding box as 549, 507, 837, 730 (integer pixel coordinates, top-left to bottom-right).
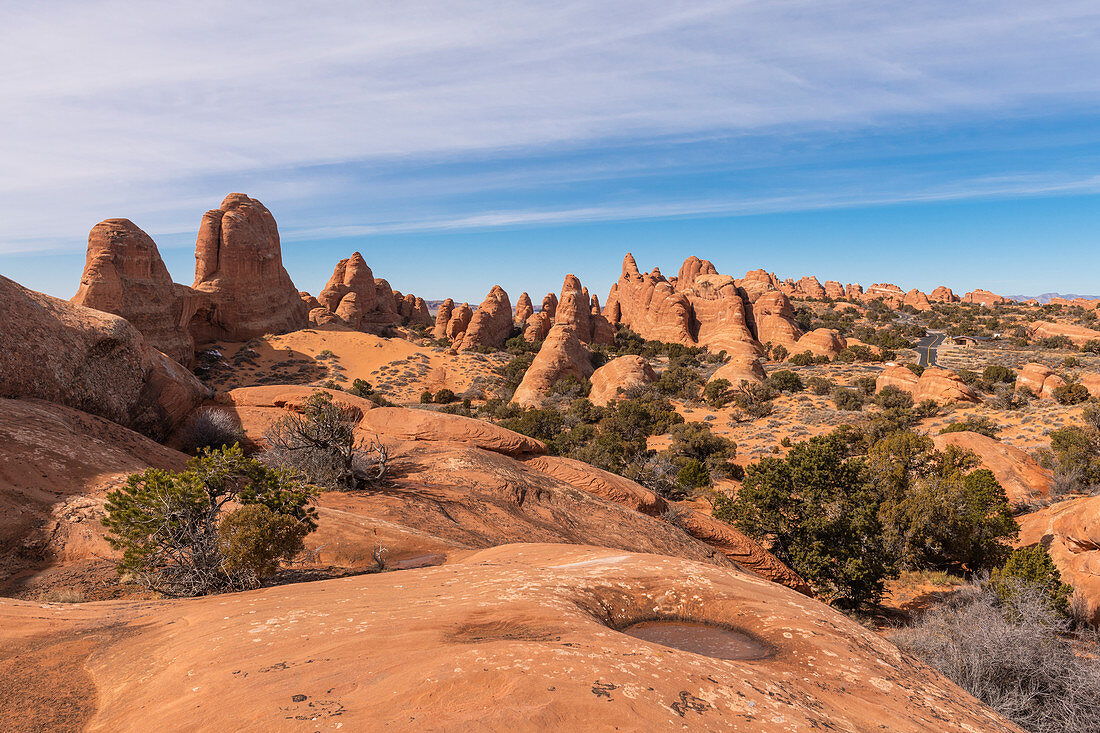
198, 326, 512, 403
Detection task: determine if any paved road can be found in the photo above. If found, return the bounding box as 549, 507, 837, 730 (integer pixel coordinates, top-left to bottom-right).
916, 332, 946, 367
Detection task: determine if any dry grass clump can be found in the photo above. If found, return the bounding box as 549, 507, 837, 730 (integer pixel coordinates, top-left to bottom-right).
891, 582, 1100, 733
179, 408, 245, 454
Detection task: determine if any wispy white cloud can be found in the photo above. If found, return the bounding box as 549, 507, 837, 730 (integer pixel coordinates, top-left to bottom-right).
1, 1, 1099, 252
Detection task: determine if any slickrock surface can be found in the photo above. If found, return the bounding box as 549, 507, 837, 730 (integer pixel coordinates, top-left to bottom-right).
1, 274, 208, 439
1027, 320, 1100, 348
588, 355, 657, 406
512, 325, 595, 408
929, 286, 959, 303
1019, 496, 1100, 624
962, 289, 1008, 306
0, 544, 1020, 732
933, 432, 1053, 506
191, 193, 309, 342
1016, 362, 1067, 399
0, 399, 188, 592
793, 328, 846, 358
71, 218, 196, 363
708, 357, 767, 387
876, 365, 980, 405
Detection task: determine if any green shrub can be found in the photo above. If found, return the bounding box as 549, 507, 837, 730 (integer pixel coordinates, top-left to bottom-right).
420, 390, 434, 404
703, 378, 733, 407
1080, 339, 1100, 354
854, 376, 878, 396
715, 435, 891, 608
875, 385, 914, 410
676, 459, 711, 490
103, 446, 317, 596
788, 351, 815, 366
434, 388, 457, 404
807, 376, 835, 395
1053, 383, 1089, 405
992, 545, 1074, 616
833, 388, 864, 411
348, 379, 374, 397
939, 416, 1000, 438
766, 370, 804, 393
1039, 335, 1075, 350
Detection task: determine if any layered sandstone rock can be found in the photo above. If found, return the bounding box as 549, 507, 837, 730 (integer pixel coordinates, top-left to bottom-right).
71, 219, 196, 363
864, 283, 905, 307
903, 289, 932, 311
823, 280, 845, 299
749, 290, 801, 351
459, 285, 513, 350
523, 310, 553, 342
1080, 372, 1100, 398
963, 289, 1008, 306
1, 274, 208, 439
0, 543, 1020, 731
929, 286, 959, 303
1016, 362, 1066, 399
875, 365, 980, 404
794, 328, 846, 359
444, 302, 473, 342
588, 355, 657, 405
708, 356, 767, 387
1050, 297, 1100, 310
514, 292, 534, 327
432, 298, 455, 339
190, 193, 308, 342
1019, 496, 1100, 624
845, 283, 864, 300
523, 455, 667, 516
512, 325, 594, 408
1027, 320, 1100, 348
794, 275, 826, 299
933, 432, 1053, 506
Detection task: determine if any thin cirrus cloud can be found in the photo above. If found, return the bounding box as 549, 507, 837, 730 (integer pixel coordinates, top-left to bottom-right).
1, 0, 1099, 266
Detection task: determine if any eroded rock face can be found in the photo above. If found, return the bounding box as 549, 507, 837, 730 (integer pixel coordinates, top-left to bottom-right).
432, 298, 455, 339
71, 219, 197, 364
191, 193, 309, 343
604, 255, 800, 357
1027, 320, 1100, 348
1020, 496, 1100, 624
1, 544, 1019, 731
460, 285, 513, 350
963, 289, 1008, 306
864, 283, 905, 307
903, 289, 932, 311
875, 365, 979, 404
794, 328, 846, 359
929, 286, 959, 303
445, 302, 473, 342
514, 292, 534, 327
512, 325, 594, 408
1, 274, 208, 439
0, 398, 188, 589
310, 254, 435, 333
1016, 362, 1066, 400
823, 280, 845, 299
845, 283, 864, 300
933, 432, 1053, 506
708, 357, 766, 387
588, 355, 657, 406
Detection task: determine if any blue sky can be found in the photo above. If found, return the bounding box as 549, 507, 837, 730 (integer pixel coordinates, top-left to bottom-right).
2, 1, 1099, 303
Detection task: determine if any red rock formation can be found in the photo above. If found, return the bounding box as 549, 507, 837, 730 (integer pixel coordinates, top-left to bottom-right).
299, 291, 320, 310
555, 275, 592, 338
606, 255, 800, 357
1016, 362, 1066, 399
794, 328, 846, 359
541, 292, 558, 320
876, 365, 980, 404
963, 289, 1007, 306
864, 283, 904, 307
1050, 297, 1100, 310
588, 355, 657, 405
929, 286, 959, 303
459, 285, 513, 350
824, 280, 845, 299
191, 193, 308, 343
444, 302, 473, 342
708, 356, 767, 387
1080, 372, 1100, 398
1027, 320, 1100, 347
512, 325, 594, 408
845, 283, 864, 300
514, 292, 534, 327
794, 275, 826, 299
523, 311, 552, 342
1, 273, 208, 439
1019, 495, 1100, 624
432, 298, 455, 339
1, 543, 1021, 731
903, 289, 932, 311
933, 432, 1053, 507
71, 219, 197, 364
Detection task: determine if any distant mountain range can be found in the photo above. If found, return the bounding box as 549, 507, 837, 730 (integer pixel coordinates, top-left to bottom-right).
1005, 292, 1100, 304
